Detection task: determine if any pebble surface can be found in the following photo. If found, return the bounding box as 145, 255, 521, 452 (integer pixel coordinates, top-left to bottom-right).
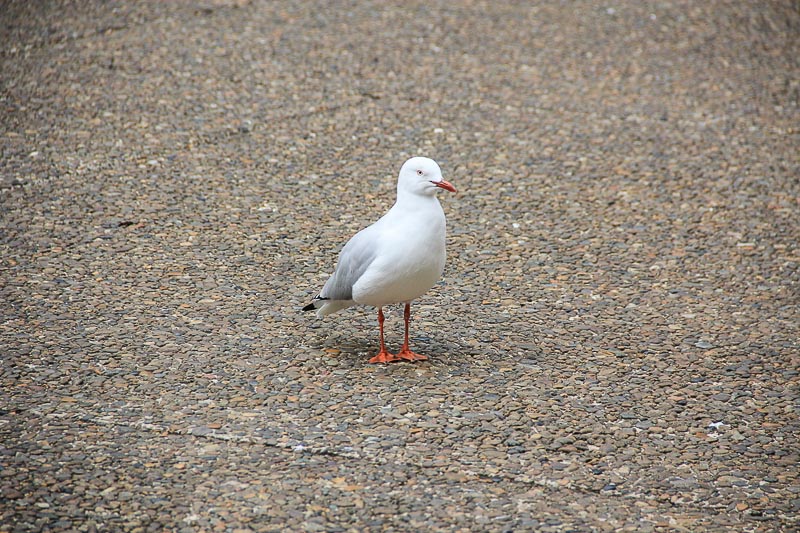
2, 1, 798, 531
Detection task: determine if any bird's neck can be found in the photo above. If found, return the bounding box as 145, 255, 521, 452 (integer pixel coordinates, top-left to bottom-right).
394, 190, 440, 209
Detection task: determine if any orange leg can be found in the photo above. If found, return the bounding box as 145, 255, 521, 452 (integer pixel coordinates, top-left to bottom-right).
396, 303, 428, 361
368, 307, 400, 363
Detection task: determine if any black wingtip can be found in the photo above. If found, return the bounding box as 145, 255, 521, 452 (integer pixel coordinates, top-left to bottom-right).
303, 296, 329, 312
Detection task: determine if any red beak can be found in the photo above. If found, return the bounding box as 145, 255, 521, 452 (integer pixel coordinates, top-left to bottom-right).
432, 180, 457, 193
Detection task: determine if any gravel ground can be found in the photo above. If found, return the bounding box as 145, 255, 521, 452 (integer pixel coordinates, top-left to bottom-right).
2, 1, 798, 531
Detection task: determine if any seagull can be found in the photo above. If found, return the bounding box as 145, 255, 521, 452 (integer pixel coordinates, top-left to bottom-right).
303, 157, 456, 363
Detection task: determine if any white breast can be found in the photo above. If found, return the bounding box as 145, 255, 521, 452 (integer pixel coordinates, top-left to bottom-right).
352, 204, 447, 306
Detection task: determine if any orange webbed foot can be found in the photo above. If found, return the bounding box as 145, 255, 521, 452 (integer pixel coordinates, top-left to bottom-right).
369, 350, 402, 364
396, 349, 429, 362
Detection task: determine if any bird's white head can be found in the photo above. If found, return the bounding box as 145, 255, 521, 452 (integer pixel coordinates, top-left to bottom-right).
397, 157, 457, 197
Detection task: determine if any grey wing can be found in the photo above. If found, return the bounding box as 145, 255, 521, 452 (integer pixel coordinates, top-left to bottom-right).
319, 227, 380, 301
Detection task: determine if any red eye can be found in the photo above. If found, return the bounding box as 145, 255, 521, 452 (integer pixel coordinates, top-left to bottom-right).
416, 170, 424, 176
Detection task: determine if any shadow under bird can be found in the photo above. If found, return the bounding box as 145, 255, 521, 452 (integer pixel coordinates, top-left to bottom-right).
303, 157, 456, 363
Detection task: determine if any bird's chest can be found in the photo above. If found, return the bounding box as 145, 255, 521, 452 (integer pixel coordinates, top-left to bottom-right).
352, 215, 446, 305
388, 210, 445, 261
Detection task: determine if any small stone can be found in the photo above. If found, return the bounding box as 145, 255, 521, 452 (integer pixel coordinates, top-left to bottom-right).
2, 487, 22, 499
